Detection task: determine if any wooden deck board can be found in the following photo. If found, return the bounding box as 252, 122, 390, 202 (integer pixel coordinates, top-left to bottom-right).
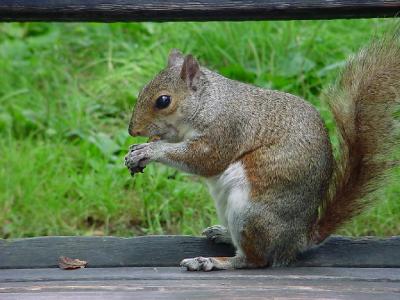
1, 0, 400, 22
1, 236, 399, 298
1, 235, 400, 269
0, 267, 399, 299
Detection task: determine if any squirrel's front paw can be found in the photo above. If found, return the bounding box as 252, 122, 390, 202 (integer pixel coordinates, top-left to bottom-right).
202, 225, 232, 244
124, 143, 154, 175
180, 257, 215, 271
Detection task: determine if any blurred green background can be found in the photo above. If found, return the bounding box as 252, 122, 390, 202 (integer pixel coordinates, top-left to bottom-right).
0, 19, 399, 238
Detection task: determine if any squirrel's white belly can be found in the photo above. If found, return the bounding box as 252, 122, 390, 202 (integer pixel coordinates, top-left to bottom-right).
206, 161, 251, 249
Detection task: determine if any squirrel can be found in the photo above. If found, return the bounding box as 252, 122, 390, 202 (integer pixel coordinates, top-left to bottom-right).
124, 31, 400, 271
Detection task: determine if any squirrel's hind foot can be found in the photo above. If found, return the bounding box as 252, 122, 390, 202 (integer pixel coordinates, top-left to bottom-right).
180, 256, 249, 271
180, 257, 216, 271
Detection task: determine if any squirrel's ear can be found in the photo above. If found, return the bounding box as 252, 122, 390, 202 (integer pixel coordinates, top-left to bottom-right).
180, 54, 200, 90
168, 49, 184, 67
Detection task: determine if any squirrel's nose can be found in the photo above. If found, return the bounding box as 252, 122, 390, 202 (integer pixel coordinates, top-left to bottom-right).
128, 124, 145, 137
129, 129, 144, 137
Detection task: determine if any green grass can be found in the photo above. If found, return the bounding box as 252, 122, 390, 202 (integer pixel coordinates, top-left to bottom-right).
0, 20, 399, 238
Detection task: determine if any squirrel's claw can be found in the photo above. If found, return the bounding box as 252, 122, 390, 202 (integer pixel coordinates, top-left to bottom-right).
127, 165, 146, 176
125, 143, 153, 176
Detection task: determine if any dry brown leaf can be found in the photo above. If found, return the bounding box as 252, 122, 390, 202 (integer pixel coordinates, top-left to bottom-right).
58, 256, 88, 270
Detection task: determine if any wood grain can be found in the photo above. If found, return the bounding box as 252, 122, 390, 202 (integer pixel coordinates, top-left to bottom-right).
1, 266, 400, 282
0, 235, 399, 269
0, 267, 399, 299
0, 1, 399, 22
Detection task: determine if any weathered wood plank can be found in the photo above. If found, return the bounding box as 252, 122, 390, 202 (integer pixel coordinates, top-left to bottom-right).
0, 1, 399, 22
0, 267, 399, 300
1, 266, 400, 282
0, 235, 399, 269
0, 279, 400, 300
295, 236, 400, 267
0, 235, 234, 269
1, 279, 399, 300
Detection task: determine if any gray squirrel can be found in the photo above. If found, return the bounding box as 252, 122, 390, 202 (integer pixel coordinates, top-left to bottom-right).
124, 32, 400, 271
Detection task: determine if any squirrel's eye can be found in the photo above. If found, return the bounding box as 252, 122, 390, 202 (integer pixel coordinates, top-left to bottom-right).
155, 95, 171, 109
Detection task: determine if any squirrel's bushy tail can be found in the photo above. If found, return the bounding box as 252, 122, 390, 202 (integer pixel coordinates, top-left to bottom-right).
315, 30, 400, 243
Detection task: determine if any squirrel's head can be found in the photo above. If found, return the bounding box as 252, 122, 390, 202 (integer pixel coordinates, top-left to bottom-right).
129, 49, 202, 142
